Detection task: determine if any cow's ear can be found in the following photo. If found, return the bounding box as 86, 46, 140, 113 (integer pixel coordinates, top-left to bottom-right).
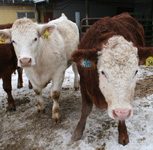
71, 49, 98, 69
38, 24, 56, 38
138, 46, 153, 65
0, 29, 11, 43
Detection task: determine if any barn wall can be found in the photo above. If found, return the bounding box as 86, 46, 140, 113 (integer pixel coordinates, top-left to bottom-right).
0, 3, 53, 24
0, 5, 36, 24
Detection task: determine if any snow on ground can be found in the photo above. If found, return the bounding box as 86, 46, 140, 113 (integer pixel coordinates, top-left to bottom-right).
0, 66, 153, 150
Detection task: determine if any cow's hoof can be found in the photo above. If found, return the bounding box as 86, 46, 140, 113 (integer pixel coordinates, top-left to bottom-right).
17, 85, 23, 89
74, 87, 79, 91
38, 109, 45, 113
29, 86, 33, 89
71, 133, 82, 142
62, 87, 69, 90
8, 103, 16, 112
118, 136, 129, 146
52, 118, 60, 125
8, 107, 16, 112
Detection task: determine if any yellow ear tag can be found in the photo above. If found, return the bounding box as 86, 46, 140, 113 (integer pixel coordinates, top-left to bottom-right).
43, 30, 50, 39
146, 56, 153, 67
0, 37, 6, 44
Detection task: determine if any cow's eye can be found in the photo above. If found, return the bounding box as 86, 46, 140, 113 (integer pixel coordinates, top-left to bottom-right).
101, 71, 105, 75
34, 38, 37, 42
135, 70, 138, 75
12, 40, 15, 44
101, 71, 107, 78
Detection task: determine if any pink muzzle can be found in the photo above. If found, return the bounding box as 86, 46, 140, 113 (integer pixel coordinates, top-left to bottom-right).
19, 57, 32, 67
113, 108, 131, 120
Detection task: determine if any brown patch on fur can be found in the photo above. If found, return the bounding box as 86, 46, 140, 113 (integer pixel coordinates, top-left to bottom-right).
0, 23, 18, 111
52, 91, 60, 100
0, 24, 12, 29
37, 101, 45, 113
118, 120, 129, 145
86, 89, 107, 110
34, 89, 40, 95
40, 82, 48, 88
52, 107, 60, 114
72, 48, 98, 63
72, 13, 146, 66
37, 101, 41, 108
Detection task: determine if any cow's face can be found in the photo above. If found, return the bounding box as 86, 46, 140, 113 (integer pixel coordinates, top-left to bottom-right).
97, 36, 139, 120
72, 35, 139, 120
0, 18, 56, 67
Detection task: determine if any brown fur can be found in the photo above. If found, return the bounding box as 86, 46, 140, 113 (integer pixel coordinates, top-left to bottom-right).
71, 13, 151, 145
0, 24, 16, 111
34, 89, 41, 95
0, 24, 24, 111
52, 91, 60, 100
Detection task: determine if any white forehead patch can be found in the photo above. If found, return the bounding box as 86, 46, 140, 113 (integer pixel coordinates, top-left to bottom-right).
11, 18, 38, 38
97, 35, 139, 74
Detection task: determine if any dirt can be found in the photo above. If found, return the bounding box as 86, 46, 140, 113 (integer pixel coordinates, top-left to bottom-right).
0, 85, 82, 150
0, 66, 153, 150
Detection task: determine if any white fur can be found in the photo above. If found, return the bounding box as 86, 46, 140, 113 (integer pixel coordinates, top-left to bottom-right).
0, 14, 79, 121
97, 35, 139, 119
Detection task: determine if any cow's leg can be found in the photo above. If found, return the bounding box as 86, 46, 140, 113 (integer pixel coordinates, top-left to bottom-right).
2, 74, 16, 111
32, 84, 45, 113
118, 120, 129, 145
71, 89, 93, 141
35, 89, 45, 113
17, 67, 23, 89
72, 63, 79, 91
51, 70, 65, 125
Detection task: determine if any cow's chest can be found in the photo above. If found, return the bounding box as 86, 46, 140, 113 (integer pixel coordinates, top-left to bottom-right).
25, 67, 55, 88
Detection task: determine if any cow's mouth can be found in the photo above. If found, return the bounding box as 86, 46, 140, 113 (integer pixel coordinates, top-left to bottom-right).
19, 57, 33, 67
112, 108, 131, 120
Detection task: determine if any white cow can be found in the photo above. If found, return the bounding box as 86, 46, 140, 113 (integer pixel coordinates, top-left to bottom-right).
0, 14, 79, 124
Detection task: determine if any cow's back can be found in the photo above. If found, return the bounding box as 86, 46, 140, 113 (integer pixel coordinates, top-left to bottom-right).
79, 13, 145, 50
50, 15, 79, 59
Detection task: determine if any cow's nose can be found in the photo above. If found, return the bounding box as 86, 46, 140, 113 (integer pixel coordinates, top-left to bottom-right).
113, 108, 131, 120
20, 57, 32, 67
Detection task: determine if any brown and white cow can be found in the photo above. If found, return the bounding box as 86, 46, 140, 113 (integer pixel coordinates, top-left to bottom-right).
71, 13, 153, 145
0, 14, 79, 124
0, 24, 27, 111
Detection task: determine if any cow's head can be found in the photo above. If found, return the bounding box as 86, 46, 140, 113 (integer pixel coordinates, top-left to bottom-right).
0, 18, 56, 67
72, 35, 139, 120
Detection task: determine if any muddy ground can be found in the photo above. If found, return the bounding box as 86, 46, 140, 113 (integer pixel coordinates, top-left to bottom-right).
0, 66, 153, 150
